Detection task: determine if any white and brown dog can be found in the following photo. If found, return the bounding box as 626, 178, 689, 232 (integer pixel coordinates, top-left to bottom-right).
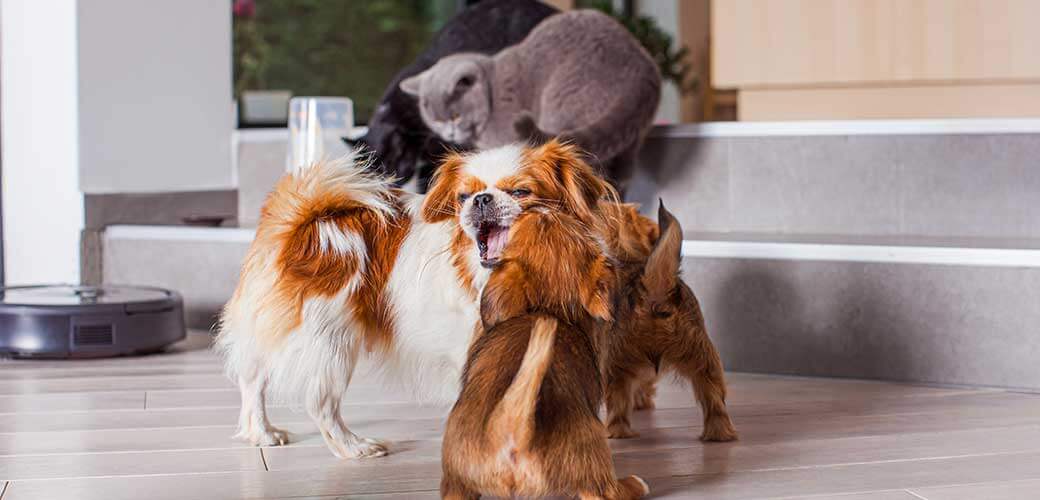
217, 140, 618, 458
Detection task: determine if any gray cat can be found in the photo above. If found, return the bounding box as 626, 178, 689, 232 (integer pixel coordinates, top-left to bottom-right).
399, 9, 661, 190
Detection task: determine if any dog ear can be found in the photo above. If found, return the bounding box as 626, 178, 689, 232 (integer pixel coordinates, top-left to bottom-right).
479, 262, 531, 329
642, 200, 682, 303
421, 154, 463, 223
579, 254, 614, 321
536, 140, 614, 224
399, 71, 424, 97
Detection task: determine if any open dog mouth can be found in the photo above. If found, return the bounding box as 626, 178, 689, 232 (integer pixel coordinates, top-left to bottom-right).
476, 222, 510, 268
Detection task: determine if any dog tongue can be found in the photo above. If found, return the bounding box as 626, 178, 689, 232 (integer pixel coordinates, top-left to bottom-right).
486, 227, 509, 261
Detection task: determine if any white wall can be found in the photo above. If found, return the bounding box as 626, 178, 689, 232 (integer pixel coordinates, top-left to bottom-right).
1, 0, 84, 285
2, 0, 234, 283
77, 0, 234, 193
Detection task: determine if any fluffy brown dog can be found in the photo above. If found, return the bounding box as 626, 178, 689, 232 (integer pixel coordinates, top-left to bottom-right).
441, 209, 649, 500
605, 203, 738, 442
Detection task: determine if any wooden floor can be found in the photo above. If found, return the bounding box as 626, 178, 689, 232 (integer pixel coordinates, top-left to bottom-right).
2, 332, 1040, 499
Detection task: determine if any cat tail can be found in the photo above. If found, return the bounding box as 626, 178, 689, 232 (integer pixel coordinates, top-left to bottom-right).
487, 316, 557, 455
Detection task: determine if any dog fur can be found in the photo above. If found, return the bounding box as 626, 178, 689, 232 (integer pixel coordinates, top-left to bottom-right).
216, 151, 489, 458
441, 209, 648, 499
216, 141, 636, 459
217, 139, 735, 462
604, 203, 738, 442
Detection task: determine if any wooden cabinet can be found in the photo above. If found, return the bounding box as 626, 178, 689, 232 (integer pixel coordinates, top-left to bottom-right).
711, 0, 1040, 120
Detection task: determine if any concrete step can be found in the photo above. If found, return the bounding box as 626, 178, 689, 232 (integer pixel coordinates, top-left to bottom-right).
101, 225, 1040, 390
680, 233, 1040, 391
233, 120, 1040, 237
102, 226, 251, 330
104, 118, 1040, 388
629, 119, 1040, 240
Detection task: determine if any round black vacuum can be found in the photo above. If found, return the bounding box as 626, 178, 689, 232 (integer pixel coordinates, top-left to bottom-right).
0, 284, 185, 359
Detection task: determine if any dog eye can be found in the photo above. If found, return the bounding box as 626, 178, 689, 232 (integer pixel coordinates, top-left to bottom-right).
509, 189, 531, 198
458, 193, 471, 203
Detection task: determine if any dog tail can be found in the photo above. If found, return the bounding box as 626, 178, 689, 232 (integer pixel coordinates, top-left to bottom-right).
266, 149, 395, 253
264, 150, 395, 234
488, 316, 558, 455
260, 150, 397, 288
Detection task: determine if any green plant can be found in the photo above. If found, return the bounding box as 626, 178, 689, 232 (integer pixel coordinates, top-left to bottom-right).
232, 0, 453, 121
578, 0, 698, 95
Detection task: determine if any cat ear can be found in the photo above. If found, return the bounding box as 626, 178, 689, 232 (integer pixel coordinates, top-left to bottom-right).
421, 153, 464, 223
399, 72, 423, 97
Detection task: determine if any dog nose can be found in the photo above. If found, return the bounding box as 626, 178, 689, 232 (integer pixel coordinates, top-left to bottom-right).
473, 193, 492, 209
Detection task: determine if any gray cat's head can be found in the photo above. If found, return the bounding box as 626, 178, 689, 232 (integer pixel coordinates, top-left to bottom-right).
400, 54, 492, 146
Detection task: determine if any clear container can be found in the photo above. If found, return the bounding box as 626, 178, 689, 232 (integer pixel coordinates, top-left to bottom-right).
287, 97, 354, 171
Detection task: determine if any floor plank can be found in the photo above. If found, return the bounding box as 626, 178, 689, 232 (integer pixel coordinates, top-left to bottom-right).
909, 478, 1040, 499
642, 450, 1040, 499
0, 402, 442, 433
0, 391, 145, 414
2, 331, 1038, 499
0, 373, 234, 396
8, 449, 1040, 500
260, 424, 1040, 478
0, 387, 1032, 434
6, 393, 1040, 458
142, 384, 414, 410
780, 492, 919, 500
0, 448, 264, 481
0, 364, 224, 380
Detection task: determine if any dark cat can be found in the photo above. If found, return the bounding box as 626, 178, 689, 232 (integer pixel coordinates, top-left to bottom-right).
400, 10, 661, 192
348, 0, 557, 190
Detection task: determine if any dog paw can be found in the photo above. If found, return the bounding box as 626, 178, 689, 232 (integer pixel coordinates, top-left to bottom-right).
700, 416, 738, 442
234, 426, 290, 446
623, 475, 650, 497
352, 438, 390, 458
633, 392, 656, 411
607, 423, 639, 439
330, 437, 389, 459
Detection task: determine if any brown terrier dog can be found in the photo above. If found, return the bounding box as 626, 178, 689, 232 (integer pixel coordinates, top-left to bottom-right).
605, 203, 738, 443
441, 209, 649, 500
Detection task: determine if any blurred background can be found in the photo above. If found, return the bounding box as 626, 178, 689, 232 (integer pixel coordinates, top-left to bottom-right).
1, 0, 1038, 388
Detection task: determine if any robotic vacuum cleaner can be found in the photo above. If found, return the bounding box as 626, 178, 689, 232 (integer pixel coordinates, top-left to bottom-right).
0, 284, 185, 359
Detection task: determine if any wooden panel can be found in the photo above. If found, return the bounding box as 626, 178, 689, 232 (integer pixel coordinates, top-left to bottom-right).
9, 448, 1040, 500
739, 83, 1040, 121
713, 0, 1040, 88
0, 373, 233, 395
678, 0, 711, 121
4, 329, 1040, 498
0, 391, 144, 414
0, 448, 263, 481
911, 478, 1040, 499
